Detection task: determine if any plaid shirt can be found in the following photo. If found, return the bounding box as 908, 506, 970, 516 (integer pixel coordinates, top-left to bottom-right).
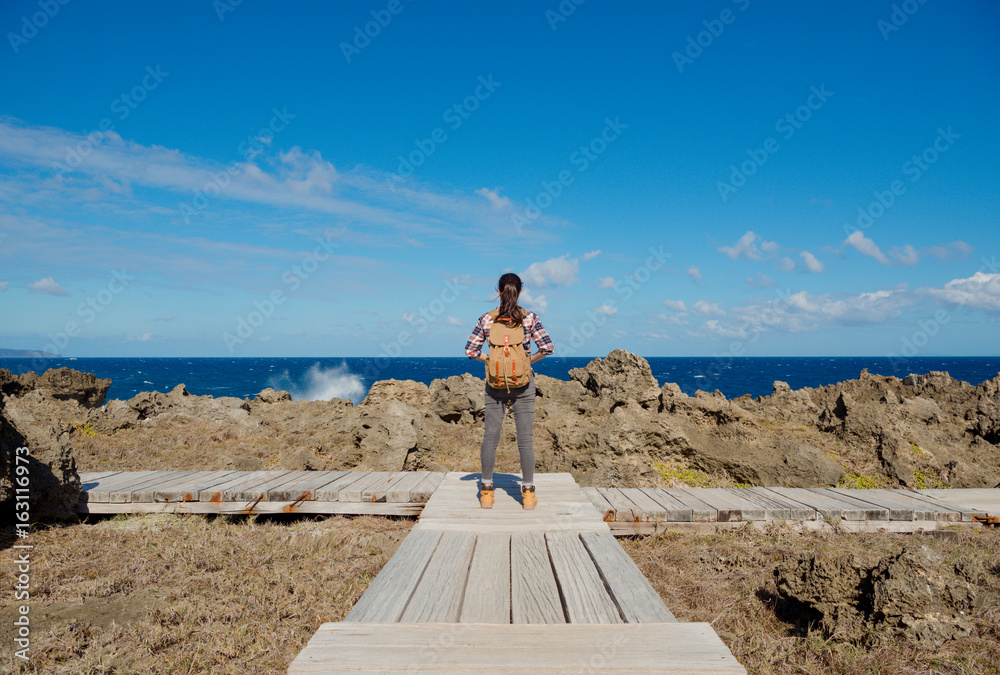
465, 309, 554, 360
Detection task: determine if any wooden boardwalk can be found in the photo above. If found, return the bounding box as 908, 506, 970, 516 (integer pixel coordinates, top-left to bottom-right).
78, 470, 443, 516
583, 486, 992, 535
290, 472, 746, 674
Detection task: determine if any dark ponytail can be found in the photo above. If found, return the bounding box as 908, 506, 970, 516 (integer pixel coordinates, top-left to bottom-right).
496, 272, 524, 327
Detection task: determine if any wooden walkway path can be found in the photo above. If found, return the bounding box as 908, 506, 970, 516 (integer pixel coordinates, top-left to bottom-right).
78, 470, 443, 516
289, 472, 746, 674
583, 486, 993, 535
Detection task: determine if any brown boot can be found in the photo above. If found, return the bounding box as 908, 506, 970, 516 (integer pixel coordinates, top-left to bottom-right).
479, 481, 494, 509
521, 484, 536, 510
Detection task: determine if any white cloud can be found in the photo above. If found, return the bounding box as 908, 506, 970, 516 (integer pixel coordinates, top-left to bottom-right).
445, 316, 463, 326
746, 273, 775, 288
0, 281, 8, 291
521, 253, 590, 288
581, 250, 601, 261
685, 265, 702, 282
519, 289, 548, 314
125, 332, 154, 342
611, 328, 627, 339
843, 231, 891, 265
718, 230, 783, 262
800, 250, 824, 273
593, 304, 618, 316
475, 187, 511, 210
926, 241, 973, 260
662, 299, 687, 312
28, 276, 68, 296
922, 273, 1000, 312
597, 277, 616, 290
777, 257, 796, 272
890, 244, 919, 266
691, 300, 725, 316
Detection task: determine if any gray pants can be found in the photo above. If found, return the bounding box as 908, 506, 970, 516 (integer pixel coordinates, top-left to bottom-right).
480, 375, 535, 486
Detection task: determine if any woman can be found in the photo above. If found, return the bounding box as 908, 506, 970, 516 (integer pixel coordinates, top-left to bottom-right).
464, 272, 554, 509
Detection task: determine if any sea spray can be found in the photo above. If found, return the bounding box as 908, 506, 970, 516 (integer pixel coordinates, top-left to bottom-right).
270, 362, 367, 404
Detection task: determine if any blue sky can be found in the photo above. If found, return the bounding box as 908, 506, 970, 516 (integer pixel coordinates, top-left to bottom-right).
1, 0, 998, 358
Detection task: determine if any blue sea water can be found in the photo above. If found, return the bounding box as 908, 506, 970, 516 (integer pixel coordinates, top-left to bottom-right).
2, 356, 998, 405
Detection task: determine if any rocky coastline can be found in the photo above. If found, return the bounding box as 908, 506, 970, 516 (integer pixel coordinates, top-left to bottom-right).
2, 349, 999, 522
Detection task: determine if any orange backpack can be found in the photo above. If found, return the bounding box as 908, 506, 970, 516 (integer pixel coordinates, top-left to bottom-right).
486, 309, 531, 391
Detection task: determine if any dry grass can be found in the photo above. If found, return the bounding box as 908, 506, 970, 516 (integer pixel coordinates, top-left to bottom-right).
1, 514, 412, 674
622, 525, 1000, 674
4, 515, 997, 674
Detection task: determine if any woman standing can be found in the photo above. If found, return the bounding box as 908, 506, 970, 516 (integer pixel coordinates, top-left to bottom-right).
465, 272, 554, 509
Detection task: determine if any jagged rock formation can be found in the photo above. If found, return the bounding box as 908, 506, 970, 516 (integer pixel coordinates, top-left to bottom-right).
2, 351, 999, 503
774, 543, 977, 645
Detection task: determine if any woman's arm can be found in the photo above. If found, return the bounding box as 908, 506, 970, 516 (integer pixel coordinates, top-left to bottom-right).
528, 313, 554, 364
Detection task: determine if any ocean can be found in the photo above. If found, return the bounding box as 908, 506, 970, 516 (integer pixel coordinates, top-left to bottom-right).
2, 356, 998, 405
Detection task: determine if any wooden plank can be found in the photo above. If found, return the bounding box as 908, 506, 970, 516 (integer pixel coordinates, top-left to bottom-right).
676, 488, 768, 522
763, 487, 865, 520
546, 530, 622, 624
223, 471, 303, 502
920, 488, 1000, 516
384, 471, 432, 502
195, 471, 285, 502
579, 530, 677, 623
85, 471, 160, 503
408, 472, 446, 501
732, 488, 817, 520
266, 471, 349, 501
79, 471, 121, 484
638, 489, 694, 522
598, 488, 638, 522
362, 471, 412, 502
660, 489, 719, 522
340, 472, 397, 502
313, 472, 376, 501
608, 519, 955, 536
896, 490, 979, 522
110, 471, 188, 503
400, 531, 477, 622
344, 529, 443, 623
616, 488, 671, 522
153, 471, 242, 502
511, 531, 565, 623
460, 532, 511, 624
79, 500, 422, 516
288, 622, 747, 674
830, 489, 934, 521
581, 486, 616, 521
129, 471, 221, 502
818, 489, 890, 521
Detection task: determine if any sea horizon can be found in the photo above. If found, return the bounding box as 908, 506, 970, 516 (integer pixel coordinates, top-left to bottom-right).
3, 355, 997, 406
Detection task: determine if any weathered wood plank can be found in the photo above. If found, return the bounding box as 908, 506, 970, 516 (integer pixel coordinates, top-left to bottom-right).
266, 471, 349, 501
638, 489, 694, 522
128, 471, 220, 502
660, 489, 719, 522
79, 500, 421, 516
829, 488, 924, 521
579, 529, 677, 623
617, 488, 671, 522
153, 471, 241, 502
581, 486, 616, 521
86, 471, 164, 503
400, 531, 477, 622
288, 622, 747, 674
763, 487, 864, 520
383, 471, 432, 502
733, 488, 816, 520
313, 472, 376, 501
344, 529, 443, 623
511, 531, 565, 623
598, 488, 638, 522
818, 489, 890, 520
460, 532, 511, 624
546, 530, 622, 624
195, 471, 284, 502
109, 471, 188, 503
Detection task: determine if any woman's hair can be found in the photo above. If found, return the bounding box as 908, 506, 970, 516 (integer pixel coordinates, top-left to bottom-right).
496, 272, 524, 327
